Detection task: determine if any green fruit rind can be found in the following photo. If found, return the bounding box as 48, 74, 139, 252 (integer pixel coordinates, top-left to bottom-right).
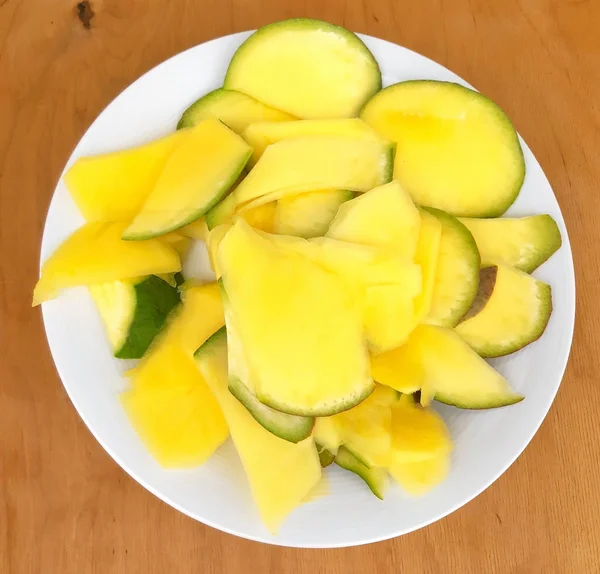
205, 192, 237, 230
316, 444, 336, 468
335, 445, 387, 500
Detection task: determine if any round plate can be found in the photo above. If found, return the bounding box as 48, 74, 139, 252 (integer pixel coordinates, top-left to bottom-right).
40, 31, 575, 548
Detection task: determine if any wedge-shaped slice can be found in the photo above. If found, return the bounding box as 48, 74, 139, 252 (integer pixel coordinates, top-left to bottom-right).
225, 18, 381, 119
459, 215, 562, 273
327, 181, 421, 259
65, 130, 187, 222
122, 344, 228, 468
274, 190, 353, 238
195, 328, 321, 533
455, 265, 552, 357
89, 275, 180, 359
206, 225, 231, 278
32, 222, 180, 306
316, 445, 336, 468
335, 446, 388, 500
389, 453, 450, 496
179, 217, 209, 241
370, 343, 424, 394
413, 210, 442, 322
206, 192, 276, 233
234, 136, 394, 208
177, 88, 295, 133
123, 119, 251, 239
218, 220, 374, 416
361, 80, 525, 217
313, 417, 343, 452
424, 208, 480, 327
244, 119, 380, 164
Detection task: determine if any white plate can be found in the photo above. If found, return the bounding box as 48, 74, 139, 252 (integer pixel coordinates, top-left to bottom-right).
40, 31, 575, 548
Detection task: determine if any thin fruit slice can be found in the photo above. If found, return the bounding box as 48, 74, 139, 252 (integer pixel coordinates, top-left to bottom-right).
32, 222, 180, 306
313, 417, 342, 452
194, 328, 321, 534
206, 225, 231, 278
370, 343, 424, 394
239, 202, 277, 233
455, 265, 552, 357
179, 217, 209, 241
459, 215, 562, 273
123, 119, 251, 239
316, 445, 335, 468
274, 190, 353, 238
205, 192, 276, 233
224, 18, 381, 119
218, 220, 374, 416
177, 88, 295, 133
65, 130, 187, 222
424, 208, 480, 327
413, 210, 442, 322
205, 192, 237, 230
327, 181, 421, 259
89, 275, 180, 359
361, 80, 525, 217
234, 136, 394, 208
244, 119, 380, 164
335, 445, 388, 500
389, 453, 450, 496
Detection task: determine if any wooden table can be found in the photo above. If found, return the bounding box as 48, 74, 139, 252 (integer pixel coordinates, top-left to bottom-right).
1, 0, 599, 572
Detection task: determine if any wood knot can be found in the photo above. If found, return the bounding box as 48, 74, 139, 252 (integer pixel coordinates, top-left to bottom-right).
76, 1, 94, 29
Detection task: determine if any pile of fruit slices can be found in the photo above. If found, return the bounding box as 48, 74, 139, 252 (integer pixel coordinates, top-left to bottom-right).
34, 18, 562, 533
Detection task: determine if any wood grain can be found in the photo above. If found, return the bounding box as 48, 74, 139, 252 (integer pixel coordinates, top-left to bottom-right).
1, 0, 599, 572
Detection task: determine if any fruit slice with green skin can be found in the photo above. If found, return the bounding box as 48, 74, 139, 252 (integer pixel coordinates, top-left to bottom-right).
218, 220, 374, 416
316, 445, 336, 468
389, 453, 450, 496
413, 210, 442, 322
361, 80, 525, 217
424, 208, 480, 327
244, 119, 381, 165
89, 275, 180, 359
459, 215, 562, 273
234, 136, 395, 209
225, 18, 381, 119
65, 130, 187, 222
370, 343, 424, 395
274, 190, 354, 238
32, 222, 181, 306
455, 265, 552, 357
206, 192, 276, 233
313, 417, 342, 452
335, 446, 388, 500
123, 119, 252, 239
194, 328, 321, 534
177, 88, 295, 133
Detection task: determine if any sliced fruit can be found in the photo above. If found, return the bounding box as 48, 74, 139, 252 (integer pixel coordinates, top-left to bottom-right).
273, 190, 353, 238
312, 417, 343, 452
335, 446, 388, 500
424, 208, 480, 327
32, 222, 181, 306
389, 453, 449, 496
327, 181, 421, 259
317, 446, 336, 468
123, 119, 251, 239
89, 275, 180, 359
162, 231, 192, 257
205, 192, 276, 233
179, 217, 209, 241
459, 215, 562, 273
65, 130, 187, 222
234, 136, 394, 209
370, 343, 424, 394
413, 210, 442, 322
455, 265, 552, 357
194, 328, 321, 533
206, 224, 231, 278
239, 202, 277, 233
244, 119, 380, 164
205, 192, 237, 230
122, 344, 228, 468
177, 88, 295, 133
361, 80, 525, 217
224, 18, 381, 119
218, 220, 374, 416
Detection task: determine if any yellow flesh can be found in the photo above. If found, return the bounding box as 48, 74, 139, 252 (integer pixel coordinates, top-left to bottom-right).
239, 203, 277, 233
313, 417, 343, 452
218, 221, 373, 415
33, 222, 180, 306
179, 217, 209, 241
389, 453, 450, 496
65, 130, 187, 222
413, 211, 442, 322
207, 224, 231, 278
370, 343, 424, 394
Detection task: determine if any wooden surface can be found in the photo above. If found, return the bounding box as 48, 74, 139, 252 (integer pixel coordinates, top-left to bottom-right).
1, 0, 599, 572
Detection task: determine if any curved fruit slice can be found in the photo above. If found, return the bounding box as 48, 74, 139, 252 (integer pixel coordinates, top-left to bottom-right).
89, 275, 180, 359
455, 265, 552, 357
65, 130, 187, 222
123, 119, 251, 239
206, 224, 231, 278
335, 445, 388, 500
218, 220, 374, 416
313, 417, 342, 452
424, 208, 480, 327
32, 222, 180, 306
177, 88, 295, 133
413, 210, 442, 322
234, 136, 395, 208
194, 328, 321, 533
370, 343, 424, 394
459, 215, 562, 273
389, 453, 449, 496
274, 190, 353, 238
179, 217, 209, 241
224, 18, 381, 119
244, 119, 380, 165
206, 192, 276, 233
360, 80, 525, 217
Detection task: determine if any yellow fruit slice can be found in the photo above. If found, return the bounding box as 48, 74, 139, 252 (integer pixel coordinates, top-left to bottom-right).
370, 343, 424, 394
195, 328, 321, 533
179, 217, 209, 241
123, 119, 251, 239
65, 130, 187, 222
413, 210, 442, 322
205, 192, 276, 233
33, 222, 181, 306
206, 224, 231, 278
389, 453, 450, 496
218, 220, 373, 416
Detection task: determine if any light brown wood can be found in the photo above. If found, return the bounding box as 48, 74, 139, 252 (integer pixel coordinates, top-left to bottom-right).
1, 0, 599, 571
